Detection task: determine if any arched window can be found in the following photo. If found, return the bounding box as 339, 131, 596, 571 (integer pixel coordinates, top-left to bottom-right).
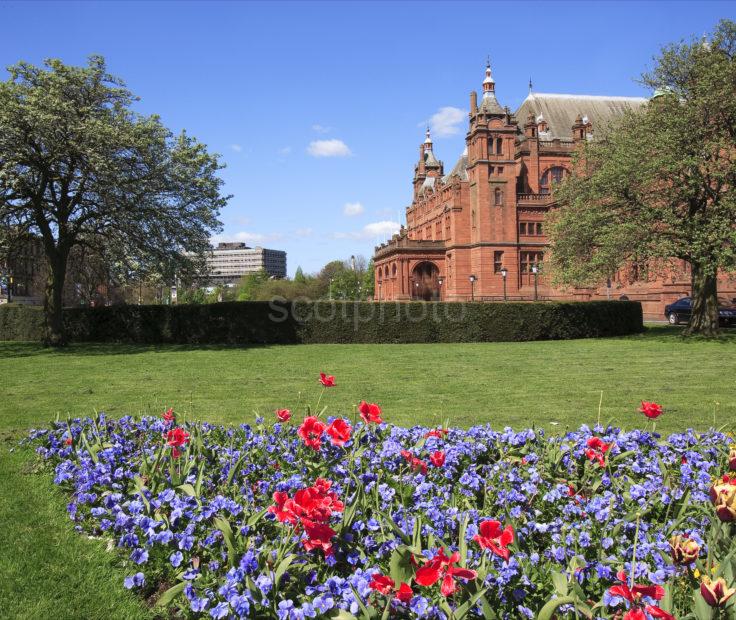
496, 138, 503, 155
392, 264, 397, 277
494, 187, 503, 206
377, 267, 383, 281
540, 166, 566, 194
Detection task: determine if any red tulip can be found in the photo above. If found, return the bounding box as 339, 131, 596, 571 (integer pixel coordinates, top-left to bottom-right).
301, 519, 336, 556
165, 427, 190, 448
319, 372, 336, 387
430, 451, 446, 467
710, 475, 736, 522
396, 582, 413, 603
276, 409, 292, 422
162, 408, 175, 424
369, 574, 395, 595
400, 449, 427, 475
639, 401, 663, 419
326, 418, 352, 447
473, 520, 514, 561
424, 428, 449, 439
414, 548, 477, 597
64, 436, 73, 446
585, 436, 611, 467
298, 416, 326, 450
358, 401, 383, 424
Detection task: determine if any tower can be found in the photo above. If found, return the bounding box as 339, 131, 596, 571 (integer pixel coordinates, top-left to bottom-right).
463, 60, 519, 298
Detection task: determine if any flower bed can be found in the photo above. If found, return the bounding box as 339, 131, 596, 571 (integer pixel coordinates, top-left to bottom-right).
25, 380, 736, 619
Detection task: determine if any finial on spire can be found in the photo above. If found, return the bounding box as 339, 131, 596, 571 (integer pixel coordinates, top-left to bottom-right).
486, 55, 490, 68
482, 59, 495, 95
529, 77, 533, 94
424, 126, 432, 147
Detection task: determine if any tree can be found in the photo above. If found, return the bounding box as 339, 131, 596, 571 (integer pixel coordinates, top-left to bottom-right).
362, 258, 375, 298
548, 20, 736, 336
236, 269, 270, 301
294, 266, 306, 283
0, 56, 228, 344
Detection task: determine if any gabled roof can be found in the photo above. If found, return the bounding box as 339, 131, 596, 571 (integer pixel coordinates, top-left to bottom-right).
515, 92, 648, 140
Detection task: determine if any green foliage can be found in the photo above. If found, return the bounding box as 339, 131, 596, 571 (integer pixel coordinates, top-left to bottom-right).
294, 266, 307, 284
235, 270, 270, 301
0, 300, 643, 344
549, 20, 736, 336
0, 56, 228, 343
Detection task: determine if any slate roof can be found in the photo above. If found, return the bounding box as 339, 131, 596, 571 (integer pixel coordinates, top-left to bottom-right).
442, 147, 468, 182
477, 91, 505, 116
515, 93, 648, 140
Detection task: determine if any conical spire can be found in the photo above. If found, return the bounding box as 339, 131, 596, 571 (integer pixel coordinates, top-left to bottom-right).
477, 59, 504, 116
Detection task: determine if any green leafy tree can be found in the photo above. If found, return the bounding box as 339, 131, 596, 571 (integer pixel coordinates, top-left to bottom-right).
293, 266, 306, 284
236, 269, 270, 301
362, 258, 375, 298
549, 20, 736, 336
0, 56, 228, 344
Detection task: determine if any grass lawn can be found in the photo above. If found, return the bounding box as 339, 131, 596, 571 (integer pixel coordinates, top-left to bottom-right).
1, 324, 735, 617
1, 325, 735, 435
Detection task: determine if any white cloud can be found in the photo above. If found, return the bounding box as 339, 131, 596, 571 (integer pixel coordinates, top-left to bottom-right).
343, 202, 364, 217
307, 139, 352, 158
426, 106, 467, 137
230, 144, 243, 152
333, 220, 400, 240
278, 146, 292, 156
294, 227, 313, 237
312, 124, 332, 134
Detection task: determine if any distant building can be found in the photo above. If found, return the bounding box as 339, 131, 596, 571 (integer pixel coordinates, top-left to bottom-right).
203, 242, 287, 285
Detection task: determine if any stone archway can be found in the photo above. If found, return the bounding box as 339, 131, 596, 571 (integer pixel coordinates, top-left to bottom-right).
411, 261, 440, 301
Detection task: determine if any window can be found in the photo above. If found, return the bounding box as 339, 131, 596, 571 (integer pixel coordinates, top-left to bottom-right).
496, 138, 503, 155
494, 251, 504, 273
519, 222, 543, 236
520, 251, 544, 273
494, 187, 503, 206
540, 166, 566, 194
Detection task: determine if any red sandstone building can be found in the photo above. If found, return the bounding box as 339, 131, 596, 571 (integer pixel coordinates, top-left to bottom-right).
373, 63, 735, 319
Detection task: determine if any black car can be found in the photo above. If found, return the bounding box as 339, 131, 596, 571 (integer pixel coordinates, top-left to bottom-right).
664, 296, 736, 326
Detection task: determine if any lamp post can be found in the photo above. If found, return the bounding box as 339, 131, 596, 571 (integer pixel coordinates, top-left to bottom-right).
378, 282, 382, 301
500, 267, 508, 301
329, 277, 334, 300
468, 274, 476, 302
532, 264, 539, 301
437, 276, 444, 301
414, 280, 420, 300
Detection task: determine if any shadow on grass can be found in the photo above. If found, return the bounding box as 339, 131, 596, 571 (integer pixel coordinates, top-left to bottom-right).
2, 325, 734, 358
0, 341, 277, 358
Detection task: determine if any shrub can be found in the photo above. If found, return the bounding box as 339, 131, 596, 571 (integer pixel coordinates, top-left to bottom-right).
0, 300, 643, 344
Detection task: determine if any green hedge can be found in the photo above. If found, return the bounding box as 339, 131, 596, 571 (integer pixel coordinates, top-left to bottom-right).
0, 300, 643, 344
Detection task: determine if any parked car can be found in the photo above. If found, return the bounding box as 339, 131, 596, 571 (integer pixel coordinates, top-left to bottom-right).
664, 296, 736, 326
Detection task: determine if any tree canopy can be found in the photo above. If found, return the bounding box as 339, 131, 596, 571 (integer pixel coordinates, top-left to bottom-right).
0, 56, 228, 343
549, 20, 736, 335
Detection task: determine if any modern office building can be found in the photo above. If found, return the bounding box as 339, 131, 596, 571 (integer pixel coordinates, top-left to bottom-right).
203, 242, 287, 285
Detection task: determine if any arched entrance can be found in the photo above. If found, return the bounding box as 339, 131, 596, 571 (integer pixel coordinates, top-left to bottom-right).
411, 261, 440, 301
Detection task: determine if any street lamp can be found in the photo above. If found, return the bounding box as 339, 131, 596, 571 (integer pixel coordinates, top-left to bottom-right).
378, 282, 382, 301
500, 267, 508, 301
414, 280, 420, 300
468, 274, 476, 302
329, 277, 334, 300
437, 276, 444, 301
531, 264, 539, 301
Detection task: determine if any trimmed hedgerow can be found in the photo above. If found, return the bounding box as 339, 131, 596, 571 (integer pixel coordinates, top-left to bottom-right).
0, 300, 643, 344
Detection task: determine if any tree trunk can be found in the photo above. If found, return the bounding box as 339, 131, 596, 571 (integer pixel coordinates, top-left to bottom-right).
44, 254, 68, 346
684, 261, 720, 337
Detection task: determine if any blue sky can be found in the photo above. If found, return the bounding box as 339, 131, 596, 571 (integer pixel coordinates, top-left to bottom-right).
1, 1, 733, 276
